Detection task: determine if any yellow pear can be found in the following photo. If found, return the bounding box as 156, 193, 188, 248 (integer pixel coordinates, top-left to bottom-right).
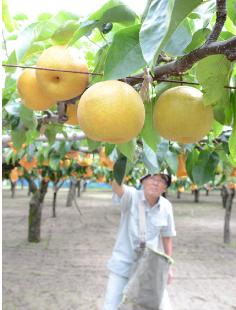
77, 80, 145, 144
153, 86, 213, 144
36, 45, 89, 101
65, 103, 80, 126
17, 69, 56, 111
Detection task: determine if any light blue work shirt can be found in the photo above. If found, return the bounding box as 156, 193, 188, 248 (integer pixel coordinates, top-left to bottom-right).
107, 185, 176, 278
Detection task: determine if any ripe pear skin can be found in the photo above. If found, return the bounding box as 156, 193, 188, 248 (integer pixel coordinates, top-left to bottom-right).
36, 46, 89, 101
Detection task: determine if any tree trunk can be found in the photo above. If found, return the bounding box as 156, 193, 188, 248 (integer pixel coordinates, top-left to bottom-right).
20, 178, 24, 190
28, 179, 49, 243
194, 189, 199, 203
52, 180, 64, 217
52, 182, 59, 218
10, 181, 16, 198
177, 190, 181, 199
66, 178, 77, 207
221, 187, 227, 208
222, 185, 235, 244
52, 191, 57, 218
77, 180, 81, 197
82, 179, 87, 192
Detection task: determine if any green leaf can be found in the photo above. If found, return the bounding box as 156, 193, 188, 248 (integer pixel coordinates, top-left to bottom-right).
227, 0, 236, 26
140, 0, 203, 65
37, 13, 52, 21
51, 21, 79, 45
2, 75, 16, 102
185, 28, 211, 53
15, 23, 39, 62
68, 20, 100, 45
11, 128, 27, 150
58, 141, 69, 158
49, 155, 61, 170
186, 148, 199, 182
113, 153, 127, 185
117, 139, 136, 161
14, 13, 28, 21
36, 21, 59, 41
219, 31, 235, 41
5, 148, 15, 165
19, 105, 37, 130
3, 50, 17, 73
89, 0, 137, 25
140, 101, 160, 152
45, 124, 58, 145
140, 0, 174, 65
156, 140, 169, 164
165, 151, 178, 174
25, 130, 40, 145
2, 0, 15, 32
188, 12, 201, 19
194, 1, 216, 28
105, 143, 116, 156
141, 0, 153, 22
155, 82, 178, 96
69, 1, 137, 45
192, 151, 219, 186
90, 44, 109, 85
196, 55, 232, 124
97, 4, 137, 26
21, 42, 45, 63
142, 142, 159, 174
104, 24, 146, 80
229, 95, 236, 162
224, 15, 236, 34
54, 11, 79, 22
212, 121, 224, 138
87, 138, 101, 151
64, 141, 72, 153
163, 19, 192, 56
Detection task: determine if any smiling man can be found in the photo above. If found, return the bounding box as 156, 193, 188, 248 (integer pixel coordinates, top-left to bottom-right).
103, 173, 176, 310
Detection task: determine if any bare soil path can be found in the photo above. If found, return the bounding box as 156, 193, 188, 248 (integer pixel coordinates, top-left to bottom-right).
2, 188, 236, 310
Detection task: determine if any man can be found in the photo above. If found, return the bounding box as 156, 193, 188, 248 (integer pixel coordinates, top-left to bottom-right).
103, 173, 176, 310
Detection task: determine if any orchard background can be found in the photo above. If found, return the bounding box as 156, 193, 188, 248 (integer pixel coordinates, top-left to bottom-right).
2, 0, 236, 309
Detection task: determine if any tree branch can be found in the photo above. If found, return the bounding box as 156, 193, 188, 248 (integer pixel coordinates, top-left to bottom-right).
205, 0, 227, 45
126, 36, 236, 85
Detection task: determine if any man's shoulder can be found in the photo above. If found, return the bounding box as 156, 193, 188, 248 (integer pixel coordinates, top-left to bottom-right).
160, 196, 173, 211
123, 184, 139, 195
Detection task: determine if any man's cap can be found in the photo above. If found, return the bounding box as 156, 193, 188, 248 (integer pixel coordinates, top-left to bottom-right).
140, 173, 172, 188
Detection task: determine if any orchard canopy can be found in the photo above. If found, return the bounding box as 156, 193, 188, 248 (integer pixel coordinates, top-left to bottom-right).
2, 0, 236, 186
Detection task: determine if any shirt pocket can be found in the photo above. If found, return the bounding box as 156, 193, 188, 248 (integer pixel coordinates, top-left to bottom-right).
150, 217, 167, 228
148, 217, 168, 239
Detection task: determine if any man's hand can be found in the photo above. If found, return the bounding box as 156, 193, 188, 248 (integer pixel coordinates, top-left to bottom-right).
112, 180, 124, 198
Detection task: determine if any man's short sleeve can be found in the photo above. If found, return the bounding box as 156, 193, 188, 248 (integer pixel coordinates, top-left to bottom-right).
161, 205, 176, 237
112, 185, 134, 213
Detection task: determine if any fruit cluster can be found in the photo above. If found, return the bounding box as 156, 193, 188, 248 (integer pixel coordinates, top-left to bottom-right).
17, 45, 213, 145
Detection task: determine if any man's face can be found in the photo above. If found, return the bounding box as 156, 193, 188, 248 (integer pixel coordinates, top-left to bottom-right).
142, 175, 167, 199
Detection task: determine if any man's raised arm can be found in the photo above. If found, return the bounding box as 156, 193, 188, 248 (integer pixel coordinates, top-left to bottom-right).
112, 180, 125, 198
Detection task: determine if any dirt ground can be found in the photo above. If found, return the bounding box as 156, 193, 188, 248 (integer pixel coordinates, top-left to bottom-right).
2, 187, 236, 310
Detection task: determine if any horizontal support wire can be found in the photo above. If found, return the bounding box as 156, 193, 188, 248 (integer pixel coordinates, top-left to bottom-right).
2, 63, 236, 89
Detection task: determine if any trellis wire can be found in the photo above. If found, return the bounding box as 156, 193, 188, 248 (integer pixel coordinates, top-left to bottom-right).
2, 63, 236, 89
